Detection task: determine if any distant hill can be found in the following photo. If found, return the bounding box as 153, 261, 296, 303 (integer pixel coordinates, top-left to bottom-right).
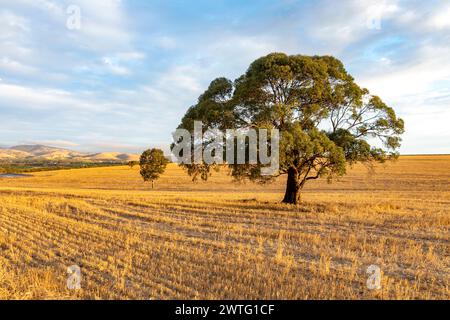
86, 152, 139, 162
0, 145, 140, 162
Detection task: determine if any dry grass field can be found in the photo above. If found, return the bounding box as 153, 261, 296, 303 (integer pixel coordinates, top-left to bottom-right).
0, 155, 448, 299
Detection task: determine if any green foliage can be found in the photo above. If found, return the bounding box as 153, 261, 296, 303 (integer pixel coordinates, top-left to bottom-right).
173, 52, 405, 203
178, 77, 235, 132
0, 161, 123, 174
280, 125, 346, 184
128, 160, 139, 168
139, 148, 169, 187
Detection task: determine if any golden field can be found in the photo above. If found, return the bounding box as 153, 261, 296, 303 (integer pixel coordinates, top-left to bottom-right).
0, 155, 449, 299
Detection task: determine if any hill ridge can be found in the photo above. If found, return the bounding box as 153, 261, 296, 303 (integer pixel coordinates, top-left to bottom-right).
0, 144, 139, 162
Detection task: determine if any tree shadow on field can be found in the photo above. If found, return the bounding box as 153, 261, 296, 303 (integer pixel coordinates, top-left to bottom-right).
235, 198, 328, 213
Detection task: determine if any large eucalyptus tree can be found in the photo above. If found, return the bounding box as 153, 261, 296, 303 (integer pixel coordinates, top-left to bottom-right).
174, 53, 404, 204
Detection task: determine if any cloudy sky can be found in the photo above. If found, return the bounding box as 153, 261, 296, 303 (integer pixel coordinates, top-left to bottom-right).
0, 0, 449, 154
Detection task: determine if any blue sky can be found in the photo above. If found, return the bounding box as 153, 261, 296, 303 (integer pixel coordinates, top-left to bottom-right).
0, 0, 449, 154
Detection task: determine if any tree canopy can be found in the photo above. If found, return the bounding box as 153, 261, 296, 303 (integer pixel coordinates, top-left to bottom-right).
174, 53, 404, 204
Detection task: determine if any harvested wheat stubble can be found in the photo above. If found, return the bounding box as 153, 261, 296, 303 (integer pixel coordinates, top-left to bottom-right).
0, 155, 449, 299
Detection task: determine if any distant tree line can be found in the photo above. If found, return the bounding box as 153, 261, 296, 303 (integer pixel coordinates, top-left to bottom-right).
0, 161, 124, 174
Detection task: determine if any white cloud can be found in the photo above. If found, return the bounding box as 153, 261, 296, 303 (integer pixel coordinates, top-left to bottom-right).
0, 0, 139, 83
66, 0, 133, 53
0, 82, 107, 111
0, 57, 38, 75
156, 36, 177, 49
359, 42, 450, 101
145, 65, 204, 95
12, 0, 131, 52
101, 57, 130, 75
428, 4, 450, 29
299, 0, 400, 51
98, 52, 145, 75
26, 140, 80, 148
0, 10, 29, 37
117, 51, 146, 60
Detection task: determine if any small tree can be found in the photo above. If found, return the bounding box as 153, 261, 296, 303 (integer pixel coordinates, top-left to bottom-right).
128, 161, 139, 168
139, 148, 168, 189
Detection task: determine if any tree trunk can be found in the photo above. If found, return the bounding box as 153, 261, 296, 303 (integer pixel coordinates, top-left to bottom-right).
282, 167, 301, 204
